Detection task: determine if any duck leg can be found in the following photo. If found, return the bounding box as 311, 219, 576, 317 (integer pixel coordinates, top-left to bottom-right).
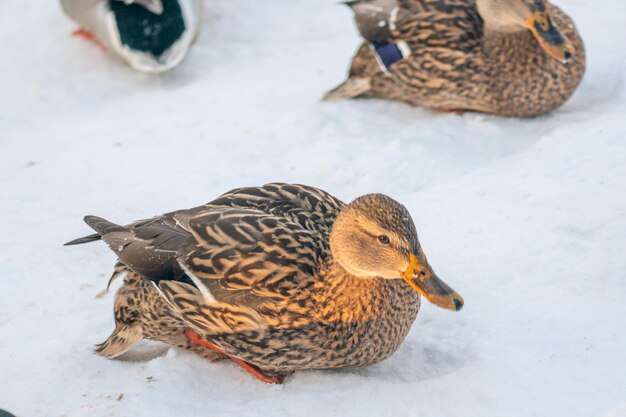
72, 28, 106, 52
184, 329, 286, 384
441, 108, 467, 115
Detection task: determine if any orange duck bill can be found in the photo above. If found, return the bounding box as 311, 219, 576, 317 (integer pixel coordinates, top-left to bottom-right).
525, 11, 572, 64
401, 251, 464, 311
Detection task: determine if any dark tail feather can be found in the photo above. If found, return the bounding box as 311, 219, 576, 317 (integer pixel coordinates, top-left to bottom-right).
84, 215, 125, 235
64, 233, 101, 246
64, 215, 126, 246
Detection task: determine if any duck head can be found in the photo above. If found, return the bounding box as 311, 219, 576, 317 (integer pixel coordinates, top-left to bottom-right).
329, 194, 464, 311
476, 0, 573, 64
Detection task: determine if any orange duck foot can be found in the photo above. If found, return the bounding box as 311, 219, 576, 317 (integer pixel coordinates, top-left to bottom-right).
184, 329, 286, 384
72, 28, 106, 52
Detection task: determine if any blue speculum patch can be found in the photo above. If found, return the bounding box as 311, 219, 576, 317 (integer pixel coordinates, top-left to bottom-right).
373, 42, 404, 70
109, 0, 186, 57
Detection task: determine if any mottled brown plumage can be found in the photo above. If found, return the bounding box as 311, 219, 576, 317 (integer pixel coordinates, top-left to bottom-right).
326, 0, 586, 117
67, 183, 463, 382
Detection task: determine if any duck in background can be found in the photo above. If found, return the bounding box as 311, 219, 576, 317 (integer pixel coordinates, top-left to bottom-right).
60, 0, 203, 73
325, 0, 585, 117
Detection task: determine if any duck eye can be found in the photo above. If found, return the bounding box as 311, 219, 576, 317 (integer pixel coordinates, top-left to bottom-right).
378, 235, 390, 245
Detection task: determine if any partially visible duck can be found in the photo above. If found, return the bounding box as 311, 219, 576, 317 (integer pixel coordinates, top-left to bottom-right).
60, 0, 203, 73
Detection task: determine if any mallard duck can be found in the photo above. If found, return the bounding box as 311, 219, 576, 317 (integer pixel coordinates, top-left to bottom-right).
60, 0, 203, 73
325, 0, 585, 117
66, 183, 463, 384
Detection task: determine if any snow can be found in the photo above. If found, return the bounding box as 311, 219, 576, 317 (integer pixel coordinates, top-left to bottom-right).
1, 0, 625, 416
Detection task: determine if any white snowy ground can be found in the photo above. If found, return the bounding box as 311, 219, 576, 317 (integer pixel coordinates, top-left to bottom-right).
1, 0, 625, 416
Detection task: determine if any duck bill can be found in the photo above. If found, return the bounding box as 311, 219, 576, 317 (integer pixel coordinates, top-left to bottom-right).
401, 251, 464, 311
525, 11, 571, 64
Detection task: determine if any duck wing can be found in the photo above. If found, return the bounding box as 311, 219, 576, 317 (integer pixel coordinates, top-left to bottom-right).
164, 184, 345, 331
394, 0, 483, 52
348, 0, 483, 56
67, 183, 345, 336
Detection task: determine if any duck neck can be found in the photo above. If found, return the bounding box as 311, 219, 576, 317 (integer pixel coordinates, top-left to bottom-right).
315, 260, 420, 323
481, 25, 545, 62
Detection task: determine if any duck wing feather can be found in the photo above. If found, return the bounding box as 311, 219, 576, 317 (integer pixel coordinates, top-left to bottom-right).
67, 183, 345, 336
348, 0, 483, 52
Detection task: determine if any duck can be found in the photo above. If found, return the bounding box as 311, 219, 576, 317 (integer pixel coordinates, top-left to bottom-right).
60, 0, 203, 73
325, 0, 586, 117
66, 183, 464, 384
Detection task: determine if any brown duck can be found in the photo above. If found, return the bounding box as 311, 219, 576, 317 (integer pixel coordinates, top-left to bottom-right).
325, 0, 585, 117
66, 183, 464, 384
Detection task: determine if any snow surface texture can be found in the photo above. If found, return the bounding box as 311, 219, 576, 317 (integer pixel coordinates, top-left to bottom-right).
1, 1, 625, 416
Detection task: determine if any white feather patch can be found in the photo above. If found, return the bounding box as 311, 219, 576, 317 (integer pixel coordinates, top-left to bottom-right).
177, 260, 217, 303
389, 6, 400, 31
150, 281, 177, 310
397, 41, 412, 58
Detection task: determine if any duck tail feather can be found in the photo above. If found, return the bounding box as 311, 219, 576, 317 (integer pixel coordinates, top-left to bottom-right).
84, 215, 126, 235
323, 77, 371, 101
64, 216, 126, 246
64, 233, 101, 246
95, 324, 143, 359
